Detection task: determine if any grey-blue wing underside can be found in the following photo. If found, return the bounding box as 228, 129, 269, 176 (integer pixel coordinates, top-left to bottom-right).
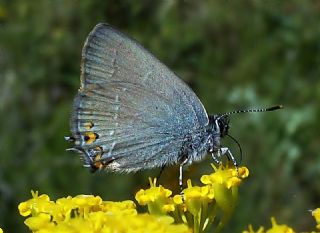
71, 23, 208, 172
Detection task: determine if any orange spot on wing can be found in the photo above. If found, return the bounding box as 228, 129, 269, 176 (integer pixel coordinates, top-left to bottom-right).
84, 132, 99, 144
93, 152, 105, 170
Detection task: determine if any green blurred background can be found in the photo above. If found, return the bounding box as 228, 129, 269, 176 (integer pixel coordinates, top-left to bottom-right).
0, 0, 319, 232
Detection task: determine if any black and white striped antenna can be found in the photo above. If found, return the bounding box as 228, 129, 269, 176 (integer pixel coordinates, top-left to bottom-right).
218, 105, 283, 120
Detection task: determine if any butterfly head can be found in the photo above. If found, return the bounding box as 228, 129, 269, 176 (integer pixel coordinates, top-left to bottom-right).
209, 114, 230, 138
216, 115, 230, 137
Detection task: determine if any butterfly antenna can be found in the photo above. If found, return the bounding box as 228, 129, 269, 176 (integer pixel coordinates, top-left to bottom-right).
219, 104, 283, 119
226, 134, 243, 164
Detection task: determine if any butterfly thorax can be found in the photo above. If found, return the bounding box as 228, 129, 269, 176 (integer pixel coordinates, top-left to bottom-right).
178, 114, 230, 165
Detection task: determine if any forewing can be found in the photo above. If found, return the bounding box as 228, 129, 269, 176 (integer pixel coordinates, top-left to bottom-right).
71, 23, 208, 171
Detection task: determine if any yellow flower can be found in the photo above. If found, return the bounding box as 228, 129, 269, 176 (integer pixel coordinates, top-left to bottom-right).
184, 180, 215, 200
266, 217, 295, 233
18, 190, 54, 217
0, 227, 3, 233
19, 192, 190, 233
172, 180, 215, 233
135, 178, 174, 215
19, 163, 251, 233
199, 164, 249, 232
312, 208, 320, 230
201, 164, 249, 189
243, 217, 295, 233
19, 192, 141, 232
133, 164, 250, 233
243, 224, 265, 233
177, 179, 214, 216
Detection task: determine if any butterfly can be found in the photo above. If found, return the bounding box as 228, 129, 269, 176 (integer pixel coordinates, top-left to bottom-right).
66, 23, 282, 187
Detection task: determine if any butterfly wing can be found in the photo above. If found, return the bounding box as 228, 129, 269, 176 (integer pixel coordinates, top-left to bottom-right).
70, 23, 208, 172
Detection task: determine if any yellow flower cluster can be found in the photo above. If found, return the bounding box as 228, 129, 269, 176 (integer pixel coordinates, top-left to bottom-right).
16, 163, 320, 233
243, 211, 320, 233
135, 178, 174, 215
18, 191, 190, 233
243, 217, 295, 233
18, 163, 248, 233
136, 164, 249, 233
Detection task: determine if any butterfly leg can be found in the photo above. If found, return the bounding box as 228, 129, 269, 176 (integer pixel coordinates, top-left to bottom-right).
211, 151, 222, 164
179, 158, 189, 192
156, 165, 166, 182
220, 147, 239, 172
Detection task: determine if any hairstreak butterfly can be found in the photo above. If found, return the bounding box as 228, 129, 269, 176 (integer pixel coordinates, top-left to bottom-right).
66, 23, 282, 187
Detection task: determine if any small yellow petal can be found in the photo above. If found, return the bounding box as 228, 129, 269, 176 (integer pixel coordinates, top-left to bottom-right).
24, 213, 52, 231
200, 175, 211, 184
239, 167, 250, 178
18, 202, 31, 217
173, 195, 183, 205
162, 204, 175, 212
